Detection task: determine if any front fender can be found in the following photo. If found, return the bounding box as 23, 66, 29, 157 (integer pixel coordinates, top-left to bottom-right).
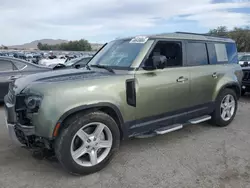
57, 102, 124, 126
31, 93, 125, 139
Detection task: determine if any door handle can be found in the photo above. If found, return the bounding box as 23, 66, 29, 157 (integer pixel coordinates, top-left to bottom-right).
212, 72, 217, 78
177, 76, 188, 83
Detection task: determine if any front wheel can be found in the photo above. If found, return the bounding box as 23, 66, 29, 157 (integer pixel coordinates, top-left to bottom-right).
211, 89, 238, 127
55, 111, 120, 175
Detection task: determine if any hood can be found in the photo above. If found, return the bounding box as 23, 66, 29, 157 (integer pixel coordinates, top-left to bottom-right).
13, 68, 114, 94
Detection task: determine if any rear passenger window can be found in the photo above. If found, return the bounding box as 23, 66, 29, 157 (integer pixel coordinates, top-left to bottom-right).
187, 42, 208, 66
226, 43, 238, 64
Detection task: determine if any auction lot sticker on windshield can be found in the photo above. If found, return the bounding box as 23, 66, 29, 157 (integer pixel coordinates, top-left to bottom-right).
129, 36, 148, 43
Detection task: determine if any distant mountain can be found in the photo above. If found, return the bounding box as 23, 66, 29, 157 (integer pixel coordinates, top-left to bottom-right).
8, 39, 104, 51
8, 39, 68, 49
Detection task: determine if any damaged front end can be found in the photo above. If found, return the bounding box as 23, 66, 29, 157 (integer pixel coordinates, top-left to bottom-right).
4, 81, 53, 154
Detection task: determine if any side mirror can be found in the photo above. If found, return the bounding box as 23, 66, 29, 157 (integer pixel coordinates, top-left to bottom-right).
152, 55, 167, 69
75, 64, 80, 69
142, 55, 167, 70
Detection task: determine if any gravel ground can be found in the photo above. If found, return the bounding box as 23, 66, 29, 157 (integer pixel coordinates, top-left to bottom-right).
0, 96, 250, 188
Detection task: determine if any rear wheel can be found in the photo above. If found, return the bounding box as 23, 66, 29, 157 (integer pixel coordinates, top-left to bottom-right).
211, 89, 237, 127
55, 111, 120, 175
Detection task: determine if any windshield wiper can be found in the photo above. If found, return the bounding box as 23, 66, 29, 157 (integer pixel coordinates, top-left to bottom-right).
85, 64, 91, 70
90, 64, 115, 73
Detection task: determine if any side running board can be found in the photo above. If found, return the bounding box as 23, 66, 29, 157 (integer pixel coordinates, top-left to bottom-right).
135, 115, 212, 138
155, 124, 183, 135
189, 115, 211, 124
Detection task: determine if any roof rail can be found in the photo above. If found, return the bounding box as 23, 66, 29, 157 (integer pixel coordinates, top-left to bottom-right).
175, 31, 229, 39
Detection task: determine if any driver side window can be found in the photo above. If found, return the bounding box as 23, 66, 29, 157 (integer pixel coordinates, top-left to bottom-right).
145, 41, 183, 68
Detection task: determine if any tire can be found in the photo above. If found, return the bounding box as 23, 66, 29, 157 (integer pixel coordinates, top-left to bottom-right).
210, 88, 238, 127
54, 111, 120, 175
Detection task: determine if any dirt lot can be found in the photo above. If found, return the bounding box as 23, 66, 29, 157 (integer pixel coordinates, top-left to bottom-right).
0, 96, 250, 188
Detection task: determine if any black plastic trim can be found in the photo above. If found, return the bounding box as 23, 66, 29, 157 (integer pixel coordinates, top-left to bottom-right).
217, 83, 241, 99
126, 79, 136, 107
57, 102, 127, 138
125, 102, 215, 137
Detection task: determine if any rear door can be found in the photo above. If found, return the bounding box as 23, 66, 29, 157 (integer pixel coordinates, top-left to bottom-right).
186, 41, 217, 116
0, 60, 21, 100
188, 41, 234, 117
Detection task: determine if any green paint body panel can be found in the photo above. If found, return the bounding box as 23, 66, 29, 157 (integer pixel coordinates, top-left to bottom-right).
27, 63, 242, 138
12, 34, 243, 139
28, 74, 136, 138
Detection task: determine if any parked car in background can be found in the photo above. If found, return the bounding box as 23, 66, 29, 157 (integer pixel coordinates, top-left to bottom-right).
52, 56, 93, 69
241, 66, 250, 95
239, 54, 250, 67
0, 57, 52, 101
38, 58, 66, 67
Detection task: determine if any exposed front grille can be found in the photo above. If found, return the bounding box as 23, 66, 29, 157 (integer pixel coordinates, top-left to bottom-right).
243, 70, 250, 81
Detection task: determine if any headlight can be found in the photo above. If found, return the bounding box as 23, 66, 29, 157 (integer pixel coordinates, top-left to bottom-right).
24, 95, 42, 112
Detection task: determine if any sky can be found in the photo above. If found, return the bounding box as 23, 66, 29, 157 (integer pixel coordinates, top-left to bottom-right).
0, 0, 249, 45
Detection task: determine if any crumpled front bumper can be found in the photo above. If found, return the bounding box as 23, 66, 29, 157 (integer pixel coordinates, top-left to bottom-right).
6, 123, 21, 145
3, 98, 21, 145
4, 95, 34, 145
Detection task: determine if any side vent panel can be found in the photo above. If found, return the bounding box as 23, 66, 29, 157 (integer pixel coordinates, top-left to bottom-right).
126, 79, 136, 107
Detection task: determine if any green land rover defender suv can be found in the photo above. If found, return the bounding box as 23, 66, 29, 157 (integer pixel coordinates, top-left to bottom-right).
4, 32, 243, 175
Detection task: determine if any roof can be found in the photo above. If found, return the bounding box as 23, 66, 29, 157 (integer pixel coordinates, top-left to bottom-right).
119, 32, 235, 43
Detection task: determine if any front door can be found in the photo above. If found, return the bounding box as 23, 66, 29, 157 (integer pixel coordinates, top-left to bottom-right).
131, 40, 191, 133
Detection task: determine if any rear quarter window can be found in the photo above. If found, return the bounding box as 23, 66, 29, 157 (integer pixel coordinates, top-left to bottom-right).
207, 42, 238, 64
215, 43, 228, 63
226, 43, 238, 64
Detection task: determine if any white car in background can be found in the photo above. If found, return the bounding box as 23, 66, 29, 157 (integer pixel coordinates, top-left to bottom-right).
39, 58, 66, 67
239, 54, 250, 67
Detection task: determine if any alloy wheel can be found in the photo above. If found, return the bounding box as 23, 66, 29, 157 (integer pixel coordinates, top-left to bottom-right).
70, 122, 113, 167
220, 94, 235, 121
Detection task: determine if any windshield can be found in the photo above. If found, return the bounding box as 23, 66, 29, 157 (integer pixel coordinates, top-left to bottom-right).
88, 39, 145, 68
239, 55, 250, 61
